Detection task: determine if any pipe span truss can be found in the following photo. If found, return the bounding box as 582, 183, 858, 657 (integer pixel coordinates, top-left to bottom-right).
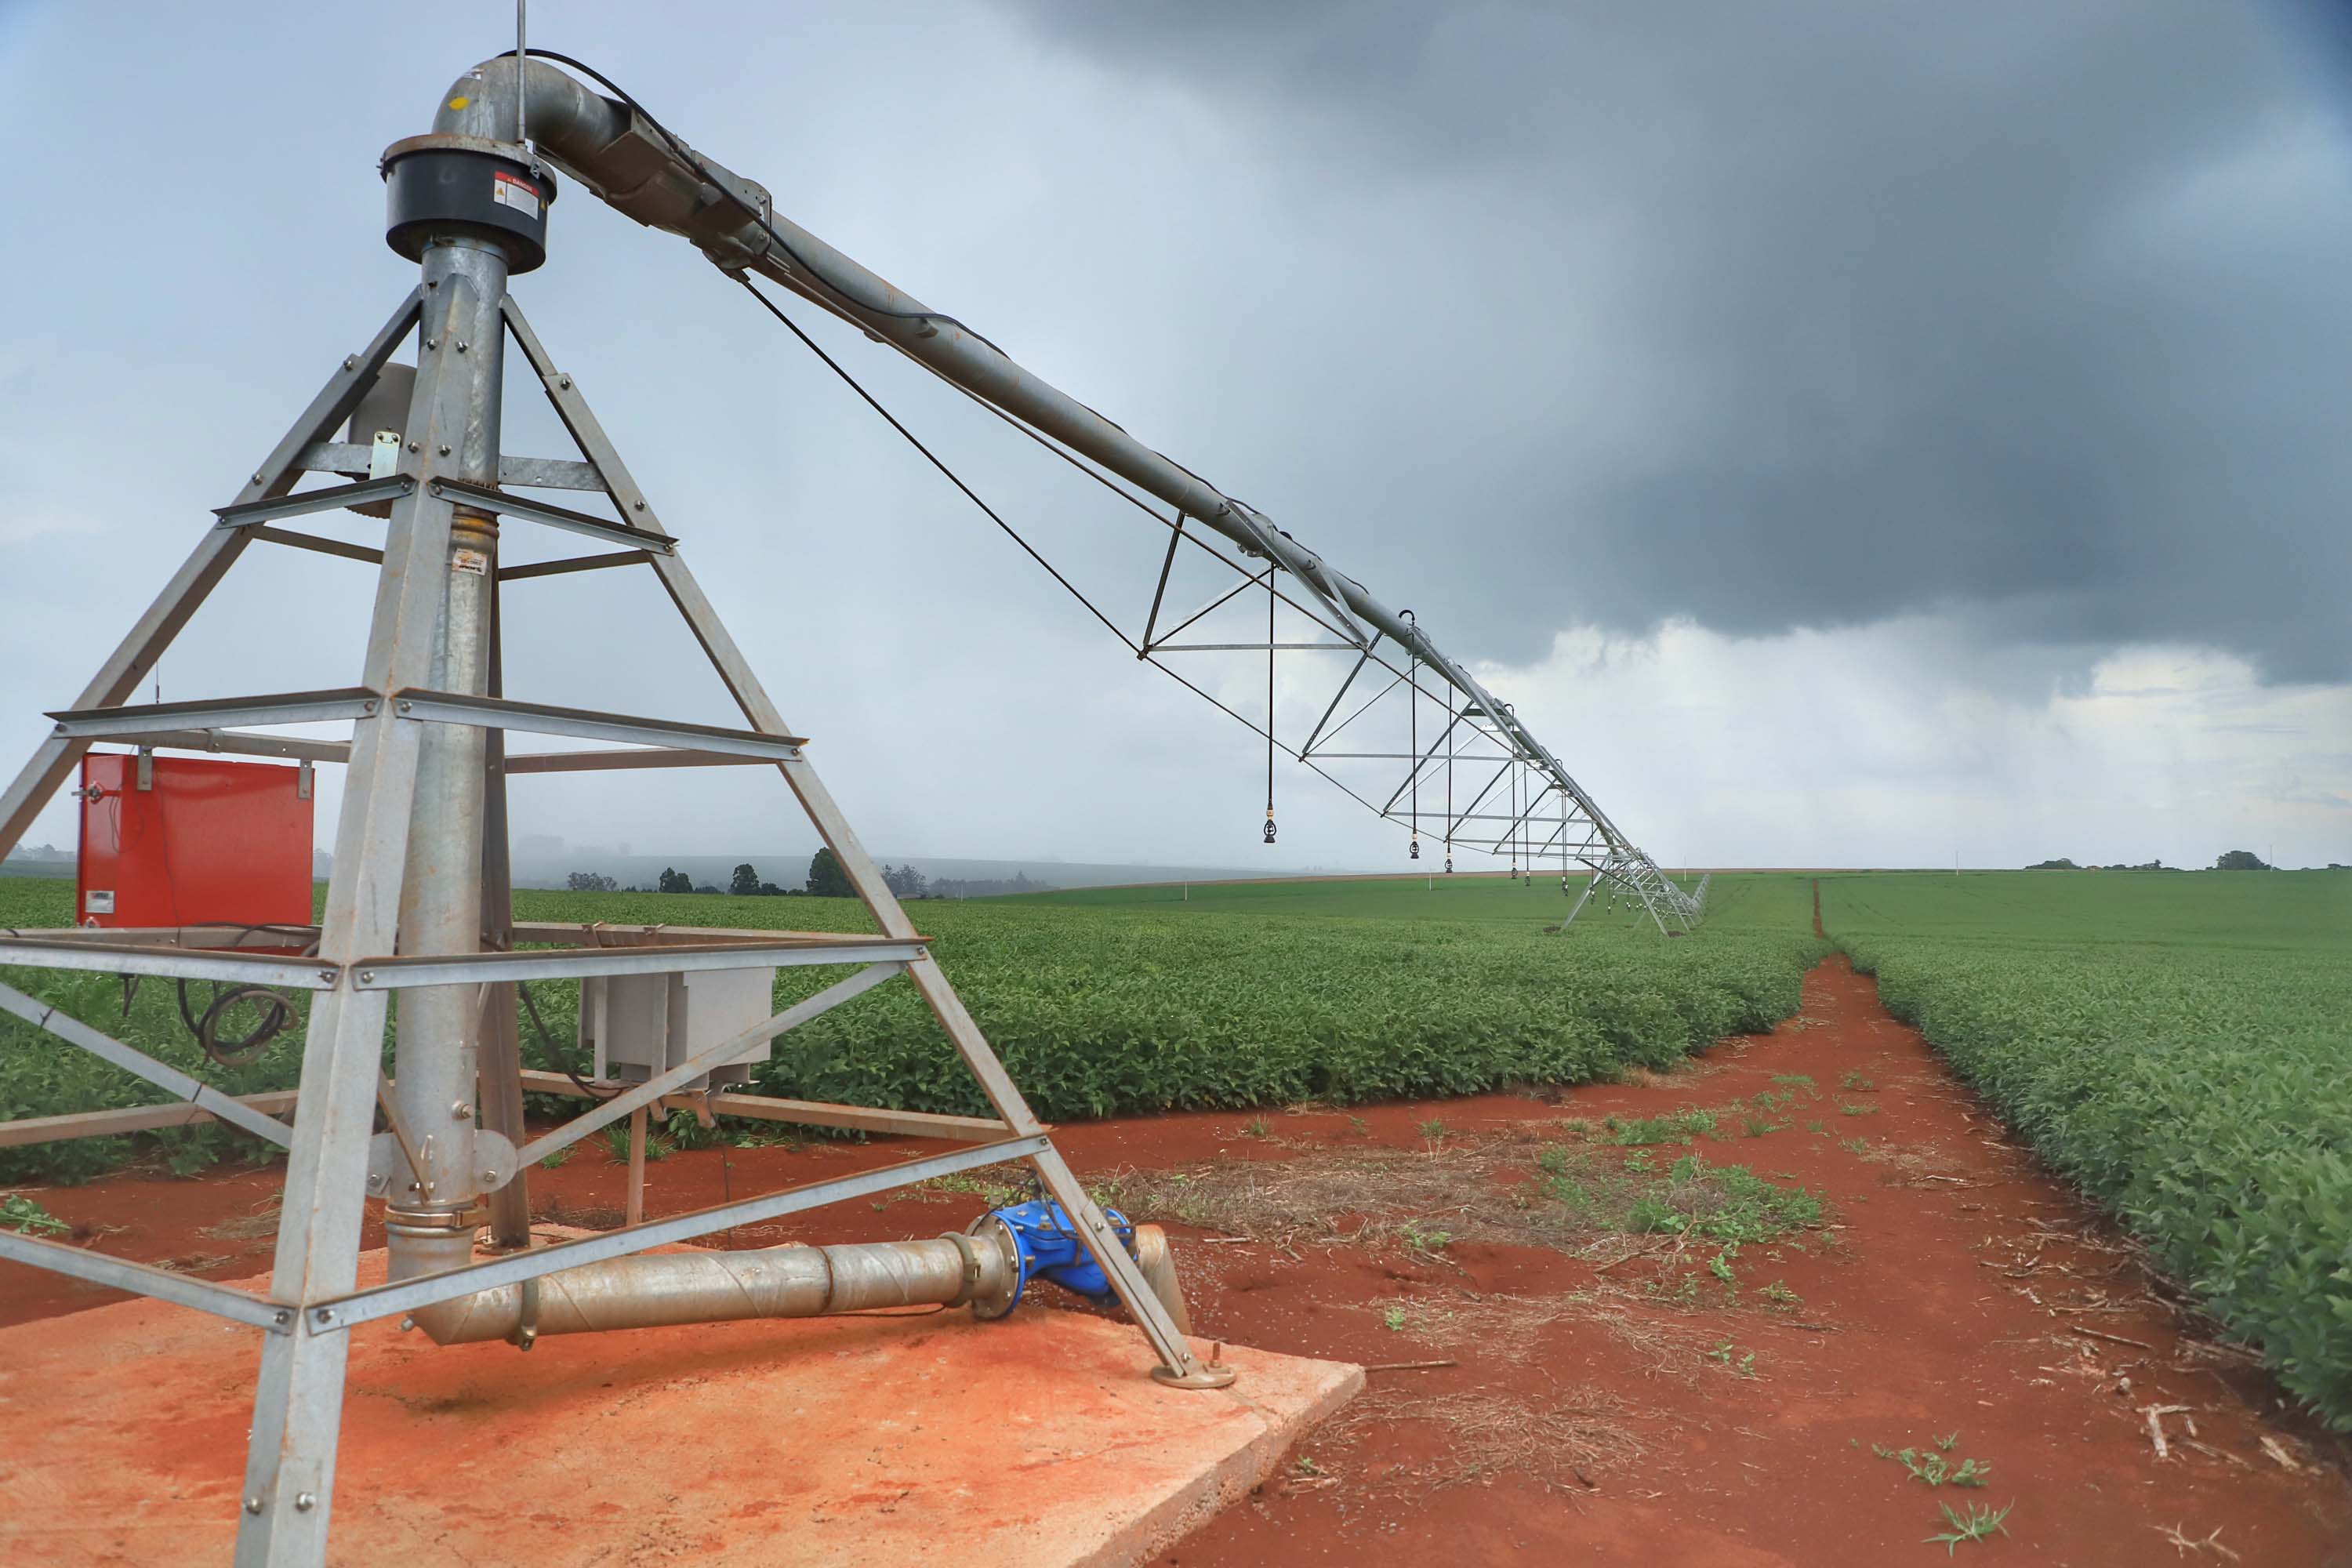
423, 56, 1700, 931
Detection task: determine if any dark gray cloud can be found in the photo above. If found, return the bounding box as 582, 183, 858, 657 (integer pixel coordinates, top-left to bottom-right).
994, 1, 2352, 681
1, 3, 2342, 873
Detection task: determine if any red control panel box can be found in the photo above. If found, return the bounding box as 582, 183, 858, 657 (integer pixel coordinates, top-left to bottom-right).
75, 753, 314, 931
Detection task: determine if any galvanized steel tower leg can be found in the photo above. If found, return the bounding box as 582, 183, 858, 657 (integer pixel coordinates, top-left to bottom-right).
233, 273, 488, 1566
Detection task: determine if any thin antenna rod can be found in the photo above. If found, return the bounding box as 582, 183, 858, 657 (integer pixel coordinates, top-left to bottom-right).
514, 1, 528, 148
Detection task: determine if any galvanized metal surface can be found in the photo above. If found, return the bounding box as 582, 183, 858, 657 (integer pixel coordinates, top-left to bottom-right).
513, 1069, 1011, 1142
298, 442, 604, 492
396, 1230, 1018, 1344
96, 730, 353, 764
248, 528, 386, 566
47, 688, 383, 739
213, 476, 415, 528
494, 549, 652, 581
387, 689, 803, 759
310, 1134, 1055, 1334
0, 1225, 292, 1333
237, 267, 483, 1566
0, 1089, 302, 1149
0, 935, 335, 989
428, 477, 674, 552
347, 935, 924, 989
510, 960, 905, 1169
499, 742, 764, 771
384, 238, 510, 1241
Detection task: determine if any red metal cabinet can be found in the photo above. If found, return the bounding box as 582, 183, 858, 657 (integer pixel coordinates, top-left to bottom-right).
74, 753, 314, 931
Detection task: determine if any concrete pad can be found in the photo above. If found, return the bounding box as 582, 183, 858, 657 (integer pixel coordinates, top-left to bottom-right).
0, 1238, 1359, 1567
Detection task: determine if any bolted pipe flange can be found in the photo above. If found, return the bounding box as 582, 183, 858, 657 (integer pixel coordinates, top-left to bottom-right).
960, 1214, 1022, 1321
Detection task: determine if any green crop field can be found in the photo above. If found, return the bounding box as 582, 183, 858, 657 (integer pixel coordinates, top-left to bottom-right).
1025, 869, 1810, 928
1824, 869, 2352, 1431
0, 873, 1820, 1185
9, 863, 2344, 1432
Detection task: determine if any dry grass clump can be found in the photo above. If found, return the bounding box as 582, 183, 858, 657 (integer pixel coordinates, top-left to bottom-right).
1094, 1121, 1824, 1261
199, 1193, 283, 1241
1335, 1382, 1642, 1489
1390, 1288, 1740, 1384
1094, 1134, 1576, 1253
1857, 1143, 1973, 1188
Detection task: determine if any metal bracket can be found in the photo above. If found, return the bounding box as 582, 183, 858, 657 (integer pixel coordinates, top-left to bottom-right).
427, 477, 675, 554
135, 747, 153, 792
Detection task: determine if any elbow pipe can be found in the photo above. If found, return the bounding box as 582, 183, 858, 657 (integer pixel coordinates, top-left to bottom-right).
423, 58, 777, 272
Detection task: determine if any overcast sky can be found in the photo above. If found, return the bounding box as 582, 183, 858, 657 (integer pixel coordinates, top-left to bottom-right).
1, 2, 2345, 873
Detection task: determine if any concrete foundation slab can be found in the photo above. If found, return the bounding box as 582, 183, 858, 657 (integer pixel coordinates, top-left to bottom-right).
0, 1236, 1360, 1567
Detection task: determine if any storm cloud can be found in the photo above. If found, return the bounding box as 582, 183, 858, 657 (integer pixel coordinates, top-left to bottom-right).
995, 2, 2352, 681
0, 4, 2343, 872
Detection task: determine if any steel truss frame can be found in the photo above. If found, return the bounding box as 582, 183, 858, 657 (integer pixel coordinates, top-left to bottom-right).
869, 350, 1699, 930
0, 286, 1218, 1566
1115, 503, 1701, 931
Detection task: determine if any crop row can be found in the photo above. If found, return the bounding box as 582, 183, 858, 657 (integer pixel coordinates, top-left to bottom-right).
0, 878, 1821, 1185
1831, 880, 2352, 1431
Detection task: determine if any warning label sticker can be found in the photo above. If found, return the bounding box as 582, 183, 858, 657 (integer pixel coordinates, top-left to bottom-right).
85, 890, 114, 915
492, 172, 542, 219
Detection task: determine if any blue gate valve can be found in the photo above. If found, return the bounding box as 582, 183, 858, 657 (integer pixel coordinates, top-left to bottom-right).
967, 1199, 1136, 1319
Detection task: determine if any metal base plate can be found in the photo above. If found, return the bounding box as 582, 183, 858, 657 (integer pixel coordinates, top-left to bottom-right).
1150, 1362, 1239, 1390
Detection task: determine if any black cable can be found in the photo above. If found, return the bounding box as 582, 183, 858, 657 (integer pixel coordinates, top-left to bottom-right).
174, 924, 314, 1066
514, 975, 618, 1102
733, 275, 1141, 654
520, 49, 1013, 361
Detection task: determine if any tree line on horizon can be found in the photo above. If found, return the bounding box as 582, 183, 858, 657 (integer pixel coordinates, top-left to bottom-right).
564, 851, 1058, 899
2022, 851, 2346, 872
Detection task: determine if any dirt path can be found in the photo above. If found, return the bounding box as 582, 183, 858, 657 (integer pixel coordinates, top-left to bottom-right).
10, 960, 2349, 1563
1126, 959, 2352, 1564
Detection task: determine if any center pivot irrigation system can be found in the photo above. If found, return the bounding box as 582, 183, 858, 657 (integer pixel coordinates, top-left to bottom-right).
473, 49, 1701, 935
0, 38, 1700, 1568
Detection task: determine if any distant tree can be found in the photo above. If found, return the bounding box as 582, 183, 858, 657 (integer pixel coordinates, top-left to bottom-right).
880, 862, 928, 899
806, 848, 852, 898
566, 870, 619, 893
693, 882, 721, 895
730, 862, 762, 897
757, 881, 786, 896
2214, 850, 2271, 871
655, 866, 689, 894
2024, 858, 2078, 870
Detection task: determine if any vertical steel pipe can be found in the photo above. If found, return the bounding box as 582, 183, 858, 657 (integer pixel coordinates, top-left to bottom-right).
387, 238, 509, 1250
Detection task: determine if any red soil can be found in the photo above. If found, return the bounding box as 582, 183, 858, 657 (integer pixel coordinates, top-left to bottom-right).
9, 959, 2349, 1564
